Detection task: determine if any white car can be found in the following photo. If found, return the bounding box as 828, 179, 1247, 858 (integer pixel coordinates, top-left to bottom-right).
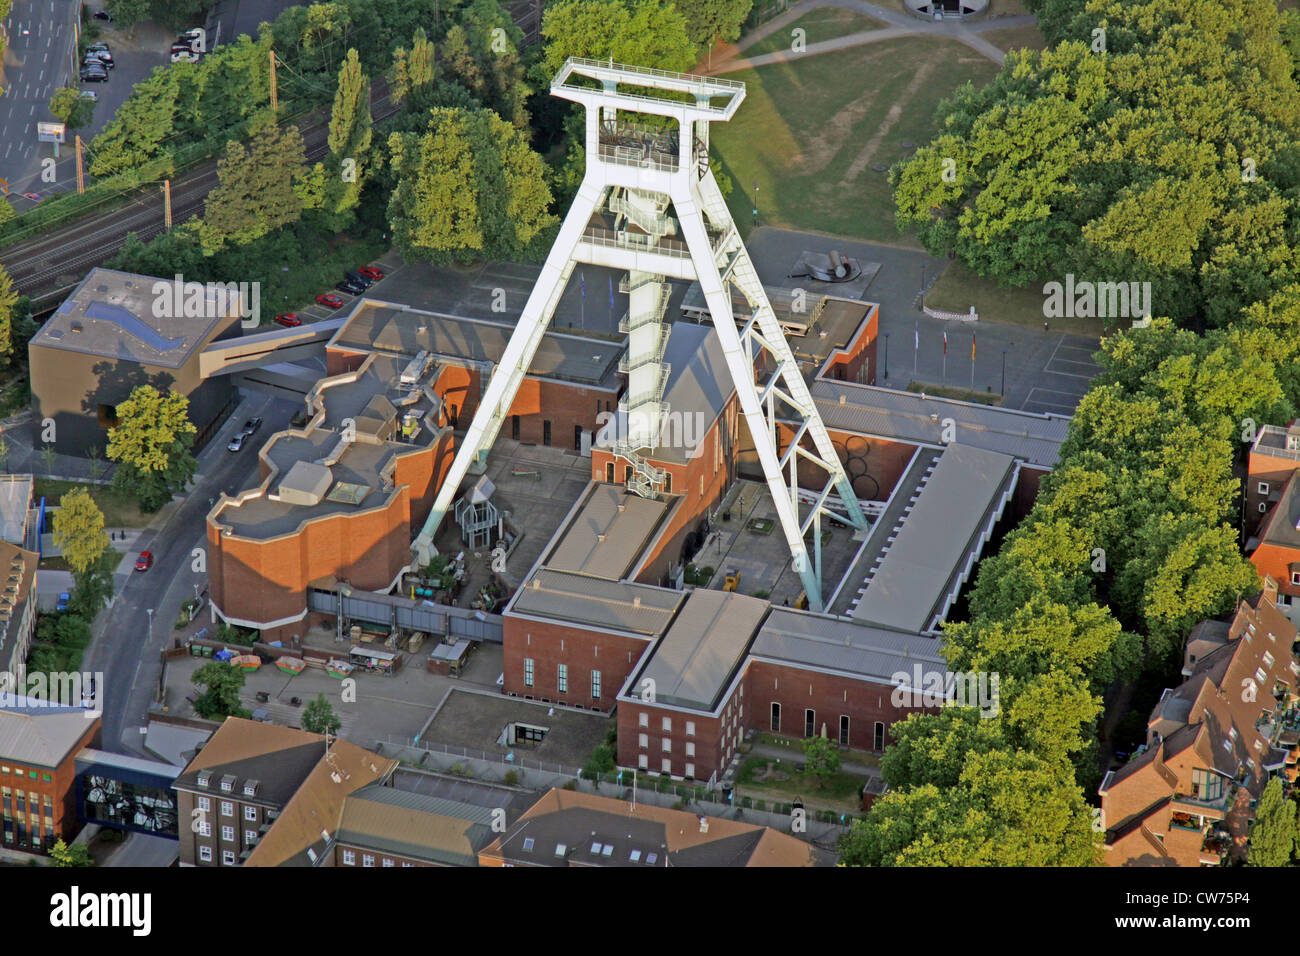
171, 49, 199, 63
79, 90, 98, 101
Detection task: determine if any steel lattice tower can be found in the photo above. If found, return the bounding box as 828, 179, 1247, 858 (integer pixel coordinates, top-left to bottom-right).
415, 58, 868, 611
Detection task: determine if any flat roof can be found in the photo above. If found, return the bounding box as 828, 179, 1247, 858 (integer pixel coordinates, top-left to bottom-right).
639, 590, 768, 710
509, 569, 682, 637
331, 300, 623, 387
754, 608, 947, 686
546, 485, 671, 580
0, 475, 31, 547
811, 379, 1069, 468
33, 268, 237, 369
851, 443, 1016, 632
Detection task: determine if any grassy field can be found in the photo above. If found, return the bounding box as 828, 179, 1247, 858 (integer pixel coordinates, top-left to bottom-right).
743, 7, 885, 58
981, 24, 1047, 53
714, 36, 1000, 243
735, 756, 865, 814
925, 259, 1111, 338
906, 381, 1004, 405
34, 478, 151, 529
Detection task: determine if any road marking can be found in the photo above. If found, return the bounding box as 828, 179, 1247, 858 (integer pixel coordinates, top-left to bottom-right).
1027, 385, 1085, 401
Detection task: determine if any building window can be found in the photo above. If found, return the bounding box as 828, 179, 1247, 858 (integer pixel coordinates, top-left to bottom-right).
382, 858, 394, 867
1263, 651, 1275, 669
199, 846, 212, 862
874, 721, 885, 752
574, 425, 583, 451
685, 763, 695, 779
804, 709, 815, 738
662, 717, 672, 733
197, 797, 210, 812
840, 715, 850, 746
244, 806, 257, 821
606, 462, 615, 483
220, 779, 232, 792
770, 702, 781, 732
363, 854, 375, 868
1259, 481, 1270, 495
662, 739, 671, 752
221, 801, 233, 816
523, 658, 534, 687
625, 465, 633, 485
198, 822, 211, 837
222, 851, 235, 866
686, 721, 695, 737
685, 742, 695, 757
638, 754, 648, 770
638, 734, 648, 749
1292, 571, 1300, 587
511, 415, 520, 440
222, 826, 234, 842
591, 670, 601, 700
343, 850, 355, 865
557, 663, 567, 694
542, 420, 551, 446
40, 774, 50, 784
245, 830, 256, 844
1261, 502, 1270, 513
663, 473, 671, 494
661, 758, 671, 774
639, 712, 649, 728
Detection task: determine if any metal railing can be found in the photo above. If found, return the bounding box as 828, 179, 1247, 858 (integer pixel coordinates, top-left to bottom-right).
580, 227, 692, 259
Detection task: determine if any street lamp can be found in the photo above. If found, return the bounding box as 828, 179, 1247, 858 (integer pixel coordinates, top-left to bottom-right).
146, 607, 154, 642
882, 333, 889, 383
752, 181, 758, 228
1000, 347, 1009, 396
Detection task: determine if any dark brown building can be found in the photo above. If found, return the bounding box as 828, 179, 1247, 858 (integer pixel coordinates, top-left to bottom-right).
0, 704, 101, 855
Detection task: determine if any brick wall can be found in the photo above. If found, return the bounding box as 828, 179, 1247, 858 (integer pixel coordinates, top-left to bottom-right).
617, 701, 726, 781
503, 615, 652, 712
1247, 456, 1297, 538
0, 717, 100, 854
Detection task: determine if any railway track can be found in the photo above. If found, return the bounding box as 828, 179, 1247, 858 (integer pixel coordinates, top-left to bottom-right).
1, 89, 399, 304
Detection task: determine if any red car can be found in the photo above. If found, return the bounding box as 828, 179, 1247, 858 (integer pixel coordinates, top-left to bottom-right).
315, 293, 344, 308
358, 266, 385, 281
274, 313, 301, 327
134, 551, 154, 572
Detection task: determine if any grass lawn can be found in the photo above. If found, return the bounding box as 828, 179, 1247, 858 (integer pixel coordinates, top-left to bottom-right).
713, 36, 1000, 243
926, 259, 1111, 338
38, 555, 71, 572
34, 478, 151, 528
735, 756, 865, 813
981, 24, 1047, 53
742, 7, 885, 58
906, 381, 1003, 405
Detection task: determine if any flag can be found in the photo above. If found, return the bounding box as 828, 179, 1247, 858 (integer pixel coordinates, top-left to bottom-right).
580, 271, 586, 299
943, 331, 947, 355
971, 333, 976, 360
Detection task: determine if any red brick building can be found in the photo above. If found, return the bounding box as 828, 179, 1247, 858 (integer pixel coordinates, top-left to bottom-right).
0, 706, 101, 855
1246, 422, 1300, 620
1099, 584, 1300, 866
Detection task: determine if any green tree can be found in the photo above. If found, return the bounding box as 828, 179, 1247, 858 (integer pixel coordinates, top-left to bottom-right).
0, 265, 16, 365
51, 488, 110, 576
386, 107, 556, 263
106, 385, 198, 513
302, 694, 342, 735
540, 0, 699, 76
392, 26, 437, 107
192, 661, 248, 720
801, 735, 841, 789
1248, 778, 1297, 867
677, 0, 751, 56
49, 838, 92, 867
199, 114, 307, 253
315, 48, 372, 228
581, 742, 616, 781
88, 68, 179, 176
48, 87, 93, 128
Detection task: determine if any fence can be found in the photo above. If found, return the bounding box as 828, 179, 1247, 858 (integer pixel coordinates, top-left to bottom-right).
922, 305, 978, 322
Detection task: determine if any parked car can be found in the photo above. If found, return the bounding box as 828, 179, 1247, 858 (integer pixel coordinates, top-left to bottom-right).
241, 416, 263, 436
84, 53, 114, 70
227, 432, 246, 452
80, 65, 109, 82
357, 266, 385, 281
55, 592, 70, 612
273, 312, 301, 327
170, 49, 199, 63
93, 10, 113, 21
315, 293, 344, 308
79, 90, 98, 101
87, 42, 111, 54
343, 270, 372, 288
134, 551, 154, 572
335, 279, 365, 295
20, 192, 41, 201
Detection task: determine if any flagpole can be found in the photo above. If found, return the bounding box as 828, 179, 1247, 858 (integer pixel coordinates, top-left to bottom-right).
942, 329, 947, 384
913, 322, 918, 377
970, 332, 976, 390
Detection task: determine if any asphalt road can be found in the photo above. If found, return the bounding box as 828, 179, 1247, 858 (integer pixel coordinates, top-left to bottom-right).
0, 0, 78, 199
83, 390, 299, 755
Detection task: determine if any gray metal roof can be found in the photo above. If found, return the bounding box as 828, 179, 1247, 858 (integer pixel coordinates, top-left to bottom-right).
1259, 473, 1300, 551
0, 708, 95, 768
639, 590, 768, 710
851, 443, 1016, 632
811, 379, 1069, 468
753, 608, 947, 686
546, 485, 671, 580
332, 300, 622, 386
0, 476, 31, 547
509, 569, 682, 636
33, 268, 236, 369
